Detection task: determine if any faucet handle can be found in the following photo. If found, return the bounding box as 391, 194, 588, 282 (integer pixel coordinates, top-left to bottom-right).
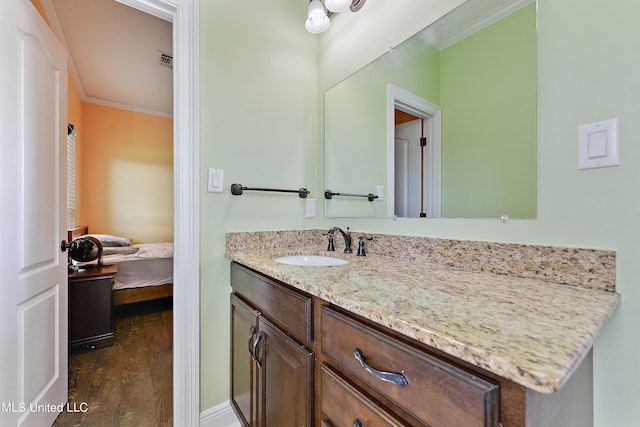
356, 235, 373, 256
326, 233, 335, 251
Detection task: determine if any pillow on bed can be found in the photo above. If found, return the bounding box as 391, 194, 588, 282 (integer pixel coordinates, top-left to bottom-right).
82, 234, 132, 247
102, 246, 140, 256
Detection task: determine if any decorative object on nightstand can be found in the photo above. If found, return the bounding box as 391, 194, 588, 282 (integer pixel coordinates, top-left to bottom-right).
61, 235, 105, 271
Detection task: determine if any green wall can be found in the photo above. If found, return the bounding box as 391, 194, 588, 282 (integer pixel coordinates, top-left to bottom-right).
198, 0, 318, 409
440, 4, 536, 218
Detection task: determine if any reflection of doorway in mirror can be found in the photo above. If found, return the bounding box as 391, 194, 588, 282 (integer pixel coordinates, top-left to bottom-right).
395, 118, 423, 217
387, 84, 441, 218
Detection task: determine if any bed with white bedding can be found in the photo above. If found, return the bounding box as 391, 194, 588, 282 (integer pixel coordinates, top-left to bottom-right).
102, 243, 173, 289
70, 227, 174, 306
103, 242, 173, 305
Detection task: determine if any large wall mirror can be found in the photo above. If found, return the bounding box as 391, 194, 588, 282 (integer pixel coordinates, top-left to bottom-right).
324, 0, 537, 219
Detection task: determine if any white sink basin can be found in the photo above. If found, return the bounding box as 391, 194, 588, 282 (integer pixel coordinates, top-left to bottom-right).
273, 255, 348, 267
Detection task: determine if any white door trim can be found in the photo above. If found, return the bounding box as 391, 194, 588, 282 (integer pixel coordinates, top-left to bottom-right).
387, 83, 442, 218
116, 0, 201, 424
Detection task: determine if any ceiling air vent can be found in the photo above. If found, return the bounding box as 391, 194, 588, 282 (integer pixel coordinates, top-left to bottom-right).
157, 51, 173, 69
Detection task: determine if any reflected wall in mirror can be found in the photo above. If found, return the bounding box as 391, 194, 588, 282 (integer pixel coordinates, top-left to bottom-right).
324, 0, 537, 219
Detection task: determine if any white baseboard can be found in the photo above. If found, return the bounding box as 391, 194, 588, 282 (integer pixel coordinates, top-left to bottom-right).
200, 401, 241, 427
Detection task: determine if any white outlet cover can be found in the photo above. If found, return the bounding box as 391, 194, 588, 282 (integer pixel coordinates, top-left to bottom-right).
306, 199, 316, 217
578, 119, 619, 169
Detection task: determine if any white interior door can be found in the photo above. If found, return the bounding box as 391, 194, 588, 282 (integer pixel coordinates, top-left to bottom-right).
394, 137, 410, 217
395, 120, 423, 218
0, 1, 69, 426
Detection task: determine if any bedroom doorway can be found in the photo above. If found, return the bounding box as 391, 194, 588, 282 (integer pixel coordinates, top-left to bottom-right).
42, 0, 199, 424
114, 1, 200, 422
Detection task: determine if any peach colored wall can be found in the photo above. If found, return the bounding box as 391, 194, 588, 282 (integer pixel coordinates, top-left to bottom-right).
29, 0, 172, 242
80, 102, 173, 243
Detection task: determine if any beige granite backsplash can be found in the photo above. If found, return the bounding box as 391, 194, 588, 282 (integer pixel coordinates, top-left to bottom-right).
226, 229, 616, 292
226, 229, 325, 253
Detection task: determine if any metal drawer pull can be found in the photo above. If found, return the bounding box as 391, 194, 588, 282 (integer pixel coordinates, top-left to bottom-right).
353, 348, 409, 387
253, 332, 264, 368
354, 419, 364, 427
248, 326, 257, 363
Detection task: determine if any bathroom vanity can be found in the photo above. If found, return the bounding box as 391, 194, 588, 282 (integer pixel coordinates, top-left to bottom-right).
227, 230, 619, 427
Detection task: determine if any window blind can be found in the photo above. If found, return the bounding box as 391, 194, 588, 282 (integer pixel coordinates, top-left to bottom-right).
67, 124, 76, 229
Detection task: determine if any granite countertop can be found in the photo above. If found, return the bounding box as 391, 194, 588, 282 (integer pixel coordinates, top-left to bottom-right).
227, 241, 620, 394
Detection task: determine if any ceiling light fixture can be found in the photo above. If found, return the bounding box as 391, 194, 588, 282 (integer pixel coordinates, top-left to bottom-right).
305, 0, 367, 34
305, 0, 330, 34
325, 0, 351, 13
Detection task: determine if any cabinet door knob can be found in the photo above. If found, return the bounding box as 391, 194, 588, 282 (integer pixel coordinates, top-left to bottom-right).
353, 348, 409, 387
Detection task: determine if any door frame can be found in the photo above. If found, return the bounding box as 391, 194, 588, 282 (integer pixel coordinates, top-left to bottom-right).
117, 0, 200, 424
387, 83, 441, 218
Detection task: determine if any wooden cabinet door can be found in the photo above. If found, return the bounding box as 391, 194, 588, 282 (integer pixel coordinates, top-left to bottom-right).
257, 317, 313, 427
68, 266, 117, 349
231, 294, 260, 427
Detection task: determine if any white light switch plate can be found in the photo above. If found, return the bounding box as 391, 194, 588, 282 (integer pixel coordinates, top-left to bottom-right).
208, 168, 224, 192
578, 119, 619, 169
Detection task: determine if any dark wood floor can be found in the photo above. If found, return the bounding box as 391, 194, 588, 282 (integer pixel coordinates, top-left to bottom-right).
53, 298, 173, 427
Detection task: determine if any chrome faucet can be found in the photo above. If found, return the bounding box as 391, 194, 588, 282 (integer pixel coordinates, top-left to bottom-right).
326, 227, 353, 254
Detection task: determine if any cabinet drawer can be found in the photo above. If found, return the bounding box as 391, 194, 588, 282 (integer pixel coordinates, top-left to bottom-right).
321, 306, 499, 427
321, 364, 406, 427
231, 262, 312, 344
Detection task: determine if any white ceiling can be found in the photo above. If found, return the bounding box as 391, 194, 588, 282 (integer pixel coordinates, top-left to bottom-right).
43, 0, 173, 117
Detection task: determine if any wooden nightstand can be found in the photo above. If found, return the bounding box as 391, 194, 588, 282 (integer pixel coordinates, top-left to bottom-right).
68, 264, 117, 350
